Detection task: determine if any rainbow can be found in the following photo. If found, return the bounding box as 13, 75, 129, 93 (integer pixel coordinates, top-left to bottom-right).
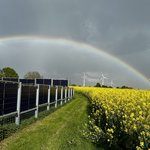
0, 35, 150, 87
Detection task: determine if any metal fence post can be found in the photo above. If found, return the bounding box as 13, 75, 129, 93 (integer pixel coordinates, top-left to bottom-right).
65, 87, 67, 103
51, 79, 53, 87
70, 88, 72, 99
71, 88, 73, 99
34, 78, 37, 85
47, 85, 51, 111
68, 88, 70, 101
60, 86, 63, 105
55, 86, 58, 108
15, 82, 22, 125
35, 84, 39, 118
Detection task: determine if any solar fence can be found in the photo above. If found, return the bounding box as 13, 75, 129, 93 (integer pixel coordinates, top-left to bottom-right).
0, 81, 74, 126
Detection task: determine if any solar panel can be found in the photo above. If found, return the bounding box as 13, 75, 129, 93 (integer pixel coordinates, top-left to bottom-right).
50, 87, 55, 102
3, 83, 18, 115
39, 85, 48, 105
0, 83, 4, 115
60, 80, 68, 86
19, 79, 34, 84
53, 80, 61, 86
43, 79, 51, 85
20, 85, 37, 112
36, 79, 44, 84
3, 78, 18, 82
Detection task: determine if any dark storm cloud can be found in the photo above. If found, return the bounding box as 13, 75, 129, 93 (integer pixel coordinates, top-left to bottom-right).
112, 33, 150, 54
0, 0, 40, 35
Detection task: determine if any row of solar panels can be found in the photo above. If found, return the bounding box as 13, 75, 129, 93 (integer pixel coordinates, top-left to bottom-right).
0, 78, 68, 86
0, 82, 69, 115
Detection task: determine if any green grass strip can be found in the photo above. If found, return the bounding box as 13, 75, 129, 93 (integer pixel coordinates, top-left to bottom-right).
0, 93, 102, 150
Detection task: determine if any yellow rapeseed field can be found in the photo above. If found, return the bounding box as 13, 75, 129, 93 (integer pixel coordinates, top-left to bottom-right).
75, 87, 150, 150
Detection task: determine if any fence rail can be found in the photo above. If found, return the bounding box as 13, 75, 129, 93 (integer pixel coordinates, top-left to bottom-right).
0, 81, 74, 125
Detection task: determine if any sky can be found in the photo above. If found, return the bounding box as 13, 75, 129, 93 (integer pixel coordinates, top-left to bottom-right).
0, 0, 150, 88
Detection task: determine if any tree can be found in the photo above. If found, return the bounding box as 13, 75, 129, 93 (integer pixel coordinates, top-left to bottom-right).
0, 69, 3, 78
24, 71, 42, 79
0, 67, 19, 78
95, 83, 101, 87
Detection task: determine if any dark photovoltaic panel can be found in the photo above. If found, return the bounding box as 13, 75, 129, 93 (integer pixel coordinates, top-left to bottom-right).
50, 87, 56, 102
43, 79, 51, 85
29, 86, 37, 109
36, 79, 51, 85
3, 83, 18, 115
3, 78, 18, 82
20, 85, 37, 112
53, 80, 61, 86
63, 88, 65, 99
58, 87, 61, 100
36, 79, 44, 84
20, 86, 30, 112
19, 79, 34, 84
39, 85, 48, 105
60, 80, 68, 86
53, 80, 68, 86
0, 83, 4, 115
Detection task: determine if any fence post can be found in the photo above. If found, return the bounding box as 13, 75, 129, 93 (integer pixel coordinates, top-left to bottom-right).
35, 84, 39, 118
51, 79, 53, 87
68, 88, 70, 101
47, 85, 51, 111
70, 88, 71, 99
60, 86, 63, 105
55, 86, 58, 108
70, 88, 72, 99
71, 88, 73, 98
65, 87, 67, 103
34, 78, 37, 85
15, 82, 22, 125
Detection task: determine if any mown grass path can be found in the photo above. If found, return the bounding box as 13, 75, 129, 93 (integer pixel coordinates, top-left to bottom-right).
1, 93, 101, 150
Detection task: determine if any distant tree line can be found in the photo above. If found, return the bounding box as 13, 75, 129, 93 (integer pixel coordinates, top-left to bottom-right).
94, 82, 113, 88
116, 85, 133, 89
94, 82, 133, 89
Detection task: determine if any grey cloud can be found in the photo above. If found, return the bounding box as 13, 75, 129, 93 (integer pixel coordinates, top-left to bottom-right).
0, 1, 39, 35
112, 33, 150, 54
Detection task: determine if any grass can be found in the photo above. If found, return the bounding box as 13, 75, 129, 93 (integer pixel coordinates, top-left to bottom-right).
0, 93, 103, 150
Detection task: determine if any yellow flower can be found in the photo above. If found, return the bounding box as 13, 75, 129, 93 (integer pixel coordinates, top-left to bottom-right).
130, 113, 134, 118
140, 142, 144, 147
136, 146, 142, 150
